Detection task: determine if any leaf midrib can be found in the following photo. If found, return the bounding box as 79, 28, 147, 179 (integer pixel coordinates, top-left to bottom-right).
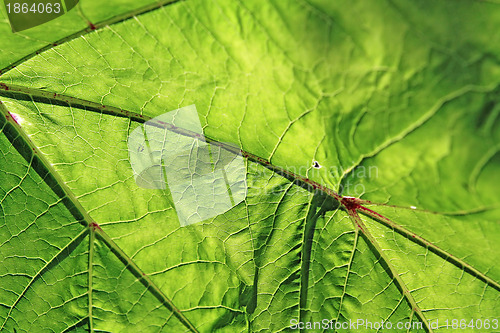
1, 82, 497, 216
0, 102, 199, 333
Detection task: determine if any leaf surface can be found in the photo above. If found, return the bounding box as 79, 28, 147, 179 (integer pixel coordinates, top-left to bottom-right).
0, 0, 499, 332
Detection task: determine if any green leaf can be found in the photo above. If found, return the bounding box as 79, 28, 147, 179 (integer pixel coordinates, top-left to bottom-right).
1, 0, 499, 332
